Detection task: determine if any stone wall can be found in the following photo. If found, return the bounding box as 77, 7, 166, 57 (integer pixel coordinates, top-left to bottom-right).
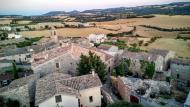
0, 85, 30, 107
33, 52, 77, 76
115, 78, 130, 101
163, 51, 175, 71
171, 64, 190, 81
0, 53, 32, 63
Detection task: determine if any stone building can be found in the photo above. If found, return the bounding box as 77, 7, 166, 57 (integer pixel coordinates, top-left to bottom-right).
32, 43, 114, 76
170, 58, 190, 81
149, 49, 175, 71
121, 51, 164, 76
0, 47, 32, 63
88, 34, 107, 44
0, 74, 40, 107
97, 44, 123, 67
170, 58, 190, 91
113, 76, 170, 106
35, 72, 102, 107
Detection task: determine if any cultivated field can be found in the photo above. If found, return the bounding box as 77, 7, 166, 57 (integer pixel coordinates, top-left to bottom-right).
17, 20, 32, 24
141, 38, 190, 58
19, 15, 190, 58
0, 19, 12, 25
95, 15, 190, 28
20, 28, 117, 37
135, 26, 179, 38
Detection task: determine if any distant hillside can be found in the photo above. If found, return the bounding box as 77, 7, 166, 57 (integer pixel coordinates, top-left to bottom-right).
81, 2, 190, 15
1, 2, 189, 17
0, 15, 23, 18
43, 11, 68, 16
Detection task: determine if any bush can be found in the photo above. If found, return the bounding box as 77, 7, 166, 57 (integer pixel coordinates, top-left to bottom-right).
144, 43, 149, 46
138, 40, 144, 46
107, 101, 143, 107
16, 37, 43, 48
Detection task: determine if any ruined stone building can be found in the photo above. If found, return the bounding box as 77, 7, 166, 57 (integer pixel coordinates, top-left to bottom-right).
121, 51, 164, 76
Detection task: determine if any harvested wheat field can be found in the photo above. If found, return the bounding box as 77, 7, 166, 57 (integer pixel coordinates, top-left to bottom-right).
142, 38, 190, 58
17, 20, 32, 24
95, 15, 190, 28
135, 26, 178, 38
141, 15, 190, 28
21, 28, 117, 37
0, 19, 12, 25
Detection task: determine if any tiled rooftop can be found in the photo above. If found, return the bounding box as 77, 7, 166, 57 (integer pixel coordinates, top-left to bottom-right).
35, 72, 102, 105
171, 58, 190, 66
0, 74, 38, 93
149, 48, 171, 57
122, 50, 160, 62
32, 45, 71, 67
32, 43, 113, 67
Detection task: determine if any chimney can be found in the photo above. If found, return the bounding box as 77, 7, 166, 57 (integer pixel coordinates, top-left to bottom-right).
91, 69, 95, 77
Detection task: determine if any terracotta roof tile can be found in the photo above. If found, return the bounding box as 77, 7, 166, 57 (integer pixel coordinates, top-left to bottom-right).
35, 72, 102, 105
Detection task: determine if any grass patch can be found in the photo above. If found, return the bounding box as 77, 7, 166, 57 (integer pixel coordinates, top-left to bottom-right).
16, 37, 43, 48
102, 39, 127, 49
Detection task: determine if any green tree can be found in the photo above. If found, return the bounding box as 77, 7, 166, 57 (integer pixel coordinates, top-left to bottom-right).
115, 61, 126, 76
0, 32, 8, 40
145, 62, 155, 78
77, 51, 107, 82
140, 60, 155, 78
0, 97, 20, 107
107, 101, 143, 107
12, 62, 18, 79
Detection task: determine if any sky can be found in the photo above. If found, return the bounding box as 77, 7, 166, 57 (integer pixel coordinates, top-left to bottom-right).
0, 0, 189, 15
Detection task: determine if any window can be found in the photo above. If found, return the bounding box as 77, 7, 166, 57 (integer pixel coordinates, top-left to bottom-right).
89, 96, 93, 102
55, 95, 62, 103
177, 74, 180, 79
56, 63, 59, 68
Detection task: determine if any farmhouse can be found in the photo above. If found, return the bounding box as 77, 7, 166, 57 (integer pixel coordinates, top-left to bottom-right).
8, 33, 22, 39
149, 49, 175, 70
88, 34, 107, 43
0, 26, 11, 31
121, 51, 164, 76
35, 72, 102, 107
0, 47, 32, 64
170, 58, 190, 81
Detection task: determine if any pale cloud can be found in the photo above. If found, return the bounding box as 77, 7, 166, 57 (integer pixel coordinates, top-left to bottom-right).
0, 0, 189, 15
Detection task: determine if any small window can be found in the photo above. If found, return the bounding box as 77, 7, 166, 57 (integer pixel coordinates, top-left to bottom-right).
177, 74, 180, 79
89, 96, 93, 102
55, 95, 62, 103
56, 63, 59, 68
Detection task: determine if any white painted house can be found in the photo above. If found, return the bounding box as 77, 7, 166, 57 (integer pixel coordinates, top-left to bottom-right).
35, 72, 102, 107
8, 33, 22, 39
0, 26, 11, 31
88, 34, 107, 43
